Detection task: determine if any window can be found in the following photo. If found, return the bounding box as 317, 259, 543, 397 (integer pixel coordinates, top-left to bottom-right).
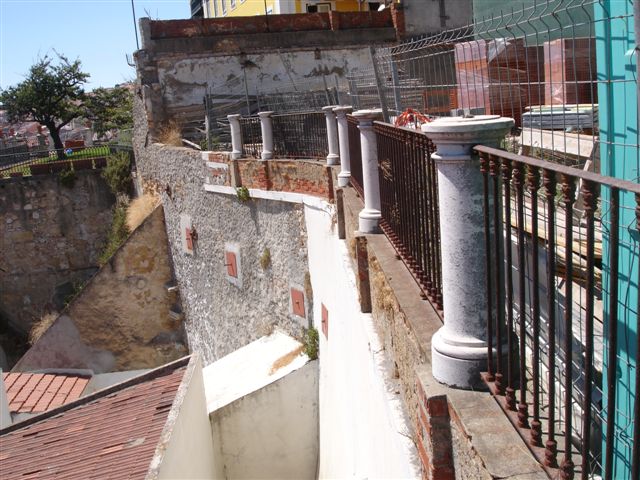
307, 2, 331, 13
368, 2, 381, 11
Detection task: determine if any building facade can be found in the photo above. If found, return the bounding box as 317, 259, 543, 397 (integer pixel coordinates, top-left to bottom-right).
200, 0, 383, 18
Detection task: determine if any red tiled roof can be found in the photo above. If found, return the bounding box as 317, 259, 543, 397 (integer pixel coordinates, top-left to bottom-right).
0, 360, 188, 480
2, 373, 90, 413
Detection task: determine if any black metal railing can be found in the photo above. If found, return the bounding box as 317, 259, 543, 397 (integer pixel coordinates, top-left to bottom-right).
272, 112, 327, 159
476, 145, 640, 480
347, 114, 363, 196
0, 145, 125, 178
239, 116, 263, 158
375, 122, 442, 312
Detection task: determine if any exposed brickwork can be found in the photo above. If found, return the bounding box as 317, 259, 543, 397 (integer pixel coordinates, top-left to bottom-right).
416, 378, 455, 480
148, 11, 396, 40
355, 236, 372, 313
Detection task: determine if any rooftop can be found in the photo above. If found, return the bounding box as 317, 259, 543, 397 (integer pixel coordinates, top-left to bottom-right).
0, 358, 189, 480
2, 372, 90, 414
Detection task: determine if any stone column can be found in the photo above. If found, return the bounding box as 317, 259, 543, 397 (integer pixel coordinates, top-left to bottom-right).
322, 105, 340, 166
334, 106, 353, 187
258, 111, 274, 161
422, 115, 514, 390
227, 114, 243, 160
353, 109, 383, 234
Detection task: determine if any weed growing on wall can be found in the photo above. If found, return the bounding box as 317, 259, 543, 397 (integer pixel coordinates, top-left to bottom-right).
102, 151, 132, 195
58, 168, 76, 188
259, 247, 271, 270
29, 312, 58, 345
303, 327, 319, 360
236, 186, 251, 202
157, 120, 183, 147
98, 200, 130, 265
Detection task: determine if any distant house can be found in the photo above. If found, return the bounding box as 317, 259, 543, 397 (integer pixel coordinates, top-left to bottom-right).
198, 0, 384, 18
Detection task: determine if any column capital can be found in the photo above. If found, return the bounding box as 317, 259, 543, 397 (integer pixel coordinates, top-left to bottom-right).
353, 109, 383, 127
322, 105, 338, 115
333, 106, 353, 118
257, 111, 274, 118
421, 115, 514, 161
227, 114, 241, 120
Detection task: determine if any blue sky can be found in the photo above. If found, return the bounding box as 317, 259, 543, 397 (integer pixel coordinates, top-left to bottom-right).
0, 0, 189, 91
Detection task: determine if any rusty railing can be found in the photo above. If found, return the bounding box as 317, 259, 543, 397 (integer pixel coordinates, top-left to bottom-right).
375, 122, 442, 312
272, 112, 327, 159
476, 145, 640, 479
347, 114, 363, 196
239, 116, 262, 158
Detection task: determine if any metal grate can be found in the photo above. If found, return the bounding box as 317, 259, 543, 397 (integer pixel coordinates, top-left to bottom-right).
272, 112, 328, 159
347, 114, 363, 196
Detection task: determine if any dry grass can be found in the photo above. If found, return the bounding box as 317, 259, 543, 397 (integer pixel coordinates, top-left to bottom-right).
370, 257, 396, 315
269, 345, 305, 375
126, 193, 160, 231
157, 120, 183, 147
29, 313, 58, 345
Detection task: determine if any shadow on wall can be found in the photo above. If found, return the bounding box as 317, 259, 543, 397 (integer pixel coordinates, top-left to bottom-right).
11, 205, 187, 373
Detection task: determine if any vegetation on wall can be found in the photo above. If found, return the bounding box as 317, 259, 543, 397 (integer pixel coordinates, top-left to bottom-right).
102, 151, 132, 195
58, 168, 77, 188
303, 327, 319, 360
98, 201, 130, 265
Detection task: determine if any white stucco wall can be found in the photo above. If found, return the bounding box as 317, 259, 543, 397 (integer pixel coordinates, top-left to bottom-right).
209, 361, 319, 480
150, 356, 223, 480
304, 204, 420, 480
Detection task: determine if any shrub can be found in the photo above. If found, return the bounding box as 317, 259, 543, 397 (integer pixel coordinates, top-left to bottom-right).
303, 327, 319, 360
102, 151, 131, 195
29, 313, 58, 345
98, 201, 130, 265
259, 247, 271, 270
58, 168, 76, 188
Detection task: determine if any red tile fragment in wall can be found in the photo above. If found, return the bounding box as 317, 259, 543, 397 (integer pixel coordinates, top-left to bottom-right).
321, 304, 328, 338
291, 288, 305, 318
225, 251, 238, 278
185, 228, 193, 251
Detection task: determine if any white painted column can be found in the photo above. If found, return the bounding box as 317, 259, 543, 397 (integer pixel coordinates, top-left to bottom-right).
422, 115, 514, 390
334, 106, 353, 187
354, 109, 383, 234
227, 114, 243, 160
258, 111, 274, 161
322, 105, 340, 166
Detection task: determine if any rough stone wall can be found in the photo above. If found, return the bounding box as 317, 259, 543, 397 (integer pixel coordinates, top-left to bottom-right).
0, 171, 115, 334
133, 97, 311, 365
13, 205, 186, 373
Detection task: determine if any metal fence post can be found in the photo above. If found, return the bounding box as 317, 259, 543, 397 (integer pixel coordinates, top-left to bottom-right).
227, 114, 243, 160
258, 111, 274, 160
322, 106, 340, 166
369, 47, 390, 123
334, 106, 353, 187
422, 114, 514, 389
353, 109, 383, 233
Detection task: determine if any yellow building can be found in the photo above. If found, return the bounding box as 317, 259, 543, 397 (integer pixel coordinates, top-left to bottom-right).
202, 0, 385, 18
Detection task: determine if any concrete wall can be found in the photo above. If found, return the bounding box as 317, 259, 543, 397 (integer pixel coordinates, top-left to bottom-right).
135, 11, 402, 133
133, 97, 311, 365
149, 355, 222, 480
0, 171, 114, 334
403, 0, 473, 35
13, 206, 187, 373
209, 360, 319, 480
304, 202, 420, 480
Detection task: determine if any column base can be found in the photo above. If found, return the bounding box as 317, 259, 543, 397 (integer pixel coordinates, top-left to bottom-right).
326, 153, 340, 166
261, 152, 273, 161
358, 209, 381, 234
337, 171, 351, 187
231, 151, 242, 160
431, 328, 489, 390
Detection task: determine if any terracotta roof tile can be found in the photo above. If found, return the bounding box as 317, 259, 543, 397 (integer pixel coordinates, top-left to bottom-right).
0, 360, 188, 480
2, 373, 90, 413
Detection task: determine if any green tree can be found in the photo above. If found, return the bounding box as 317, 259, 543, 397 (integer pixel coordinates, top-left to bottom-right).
85, 86, 133, 138
0, 53, 89, 159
